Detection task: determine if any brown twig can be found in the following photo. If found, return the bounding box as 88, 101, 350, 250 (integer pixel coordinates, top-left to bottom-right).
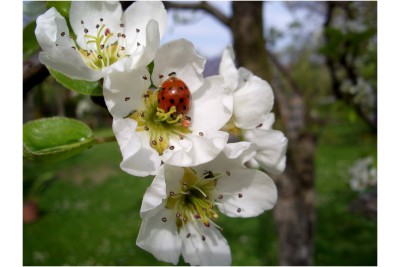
23, 52, 49, 98
164, 1, 231, 27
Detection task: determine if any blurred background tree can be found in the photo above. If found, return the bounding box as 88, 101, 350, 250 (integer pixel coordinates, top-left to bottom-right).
23, 1, 377, 266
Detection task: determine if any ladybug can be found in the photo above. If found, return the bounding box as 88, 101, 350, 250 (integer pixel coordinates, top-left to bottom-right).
157, 77, 192, 115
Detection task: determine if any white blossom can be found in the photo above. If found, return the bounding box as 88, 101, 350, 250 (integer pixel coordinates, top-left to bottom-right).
35, 1, 167, 81
104, 39, 232, 176
136, 143, 277, 265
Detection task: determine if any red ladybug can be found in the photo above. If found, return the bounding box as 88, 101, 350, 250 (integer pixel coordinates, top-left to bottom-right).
157, 77, 192, 115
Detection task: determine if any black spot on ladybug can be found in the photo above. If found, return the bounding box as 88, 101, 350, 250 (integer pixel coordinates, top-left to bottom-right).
180, 98, 184, 103
161, 97, 165, 100
169, 99, 175, 104
187, 94, 190, 98
179, 86, 183, 90
162, 87, 166, 91
168, 87, 172, 91
183, 106, 187, 110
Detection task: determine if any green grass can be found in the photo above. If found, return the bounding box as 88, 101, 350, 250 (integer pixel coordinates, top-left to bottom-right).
23, 106, 377, 266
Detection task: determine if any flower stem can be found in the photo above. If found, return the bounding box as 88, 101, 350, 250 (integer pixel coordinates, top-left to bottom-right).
94, 135, 117, 144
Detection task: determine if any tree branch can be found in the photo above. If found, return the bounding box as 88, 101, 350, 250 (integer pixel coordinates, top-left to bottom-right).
164, 1, 231, 27
266, 49, 302, 96
23, 52, 49, 98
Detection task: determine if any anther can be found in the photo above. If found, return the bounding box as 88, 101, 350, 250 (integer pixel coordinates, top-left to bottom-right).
84, 28, 88, 33
86, 52, 91, 56
158, 74, 164, 79
182, 217, 187, 222
136, 28, 140, 33
168, 72, 176, 76
152, 140, 157, 145
120, 23, 124, 27
100, 44, 104, 49
96, 24, 100, 29
256, 123, 263, 128
194, 214, 200, 219
100, 18, 103, 22
161, 217, 167, 222
199, 132, 204, 136
237, 208, 242, 213
176, 212, 181, 217
61, 32, 65, 37
169, 191, 175, 196
105, 28, 111, 36
218, 195, 223, 199
97, 55, 103, 59
238, 193, 243, 198
81, 20, 84, 24
71, 46, 76, 50
121, 33, 126, 38
121, 46, 125, 51
169, 146, 175, 150
159, 137, 163, 142
202, 235, 206, 241
140, 112, 144, 117
143, 94, 149, 98
137, 42, 141, 46
124, 97, 130, 101
204, 222, 210, 227
226, 171, 231, 176
144, 126, 149, 131
179, 135, 184, 140
182, 181, 188, 186
186, 233, 191, 238
142, 75, 147, 80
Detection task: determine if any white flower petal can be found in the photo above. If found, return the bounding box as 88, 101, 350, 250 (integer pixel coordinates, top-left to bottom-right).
35, 7, 74, 50
164, 165, 185, 195
194, 142, 256, 173
222, 142, 257, 164
244, 129, 288, 175
180, 223, 231, 266
127, 20, 160, 69
236, 67, 253, 89
113, 118, 161, 176
216, 169, 277, 218
161, 130, 228, 167
190, 75, 233, 132
123, 0, 167, 48
233, 74, 274, 129
140, 165, 167, 213
257, 112, 276, 130
70, 1, 123, 50
38, 48, 103, 81
103, 67, 150, 118
137, 205, 182, 265
152, 39, 206, 94
219, 45, 239, 92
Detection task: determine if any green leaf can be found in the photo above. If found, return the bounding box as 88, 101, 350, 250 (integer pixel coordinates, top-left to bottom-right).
23, 117, 95, 162
23, 21, 40, 60
47, 1, 71, 19
48, 68, 103, 96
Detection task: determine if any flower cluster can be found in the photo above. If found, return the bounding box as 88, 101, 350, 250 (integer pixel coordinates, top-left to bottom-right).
35, 1, 287, 265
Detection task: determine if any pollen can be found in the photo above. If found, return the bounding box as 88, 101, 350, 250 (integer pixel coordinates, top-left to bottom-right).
129, 90, 191, 155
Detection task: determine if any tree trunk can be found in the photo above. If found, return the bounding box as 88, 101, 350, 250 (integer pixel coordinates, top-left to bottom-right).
231, 2, 316, 265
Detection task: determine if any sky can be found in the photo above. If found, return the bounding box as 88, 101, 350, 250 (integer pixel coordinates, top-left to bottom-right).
161, 1, 325, 58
